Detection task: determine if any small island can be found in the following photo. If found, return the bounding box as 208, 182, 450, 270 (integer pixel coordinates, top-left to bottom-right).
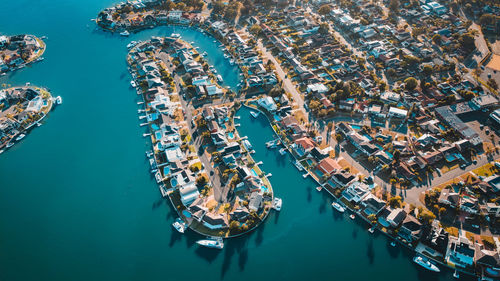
0, 86, 60, 153
0, 34, 46, 74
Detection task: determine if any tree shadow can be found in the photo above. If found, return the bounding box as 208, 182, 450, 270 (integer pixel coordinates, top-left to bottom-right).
169, 229, 182, 248
221, 235, 248, 278
195, 247, 221, 264
307, 186, 312, 202
386, 241, 400, 259
255, 220, 266, 247
274, 211, 280, 224
152, 198, 163, 210
367, 238, 375, 265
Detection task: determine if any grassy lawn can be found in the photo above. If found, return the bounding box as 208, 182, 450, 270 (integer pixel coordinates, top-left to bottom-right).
472, 163, 497, 177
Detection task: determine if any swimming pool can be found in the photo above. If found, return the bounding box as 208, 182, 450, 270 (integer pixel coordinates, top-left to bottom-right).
170, 178, 178, 188
227, 132, 234, 139
260, 186, 268, 193
351, 125, 361, 130
251, 169, 258, 177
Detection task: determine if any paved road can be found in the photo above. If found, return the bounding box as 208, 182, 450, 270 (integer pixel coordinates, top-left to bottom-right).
253, 38, 310, 123
158, 51, 227, 202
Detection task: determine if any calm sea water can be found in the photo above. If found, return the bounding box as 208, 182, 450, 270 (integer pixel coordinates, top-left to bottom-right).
0, 1, 468, 280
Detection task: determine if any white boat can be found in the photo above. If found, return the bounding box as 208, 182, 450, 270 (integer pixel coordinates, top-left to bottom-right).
202, 51, 207, 56
350, 214, 355, 220
279, 148, 286, 155
250, 111, 259, 118
302, 173, 309, 178
229, 59, 235, 65
130, 80, 137, 87
223, 54, 229, 59
273, 197, 282, 211
316, 186, 322, 192
368, 227, 375, 234
390, 241, 396, 247
15, 134, 26, 141
120, 30, 130, 37
196, 237, 224, 249
293, 160, 304, 171
453, 270, 459, 278
0, 150, 4, 154
413, 256, 440, 272
126, 41, 137, 49
55, 96, 62, 105
170, 33, 181, 38
331, 202, 345, 213
216, 75, 223, 83
6, 142, 14, 148
172, 218, 187, 233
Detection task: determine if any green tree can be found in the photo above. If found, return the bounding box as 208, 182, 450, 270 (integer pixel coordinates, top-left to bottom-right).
404, 77, 418, 91
318, 4, 331, 15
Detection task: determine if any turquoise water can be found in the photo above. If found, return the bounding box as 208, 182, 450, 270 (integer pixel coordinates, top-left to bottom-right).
0, 1, 466, 281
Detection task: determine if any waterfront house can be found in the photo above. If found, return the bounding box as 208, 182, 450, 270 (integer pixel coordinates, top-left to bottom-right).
316, 157, 341, 178
293, 137, 316, 157
446, 236, 475, 269
398, 215, 423, 243
179, 182, 200, 206
360, 193, 386, 216
249, 192, 263, 212
342, 181, 370, 204
384, 208, 407, 228
202, 213, 229, 230
474, 243, 500, 280
257, 96, 278, 112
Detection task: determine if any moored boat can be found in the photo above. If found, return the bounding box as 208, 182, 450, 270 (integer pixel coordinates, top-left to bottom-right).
55, 96, 62, 105
120, 30, 130, 37
279, 148, 286, 155
196, 237, 224, 249
413, 256, 440, 272
130, 80, 137, 88
250, 111, 259, 118
15, 134, 26, 141
172, 218, 187, 233
273, 197, 282, 211
331, 202, 345, 213
368, 227, 375, 234
350, 214, 355, 220
170, 33, 181, 38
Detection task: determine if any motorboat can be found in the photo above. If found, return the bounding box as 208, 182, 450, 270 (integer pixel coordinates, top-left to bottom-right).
413, 256, 440, 272
55, 96, 62, 105
172, 218, 187, 233
120, 30, 130, 37
0, 150, 4, 154
6, 142, 14, 148
196, 237, 224, 249
368, 227, 375, 234
273, 197, 282, 211
350, 214, 355, 220
279, 148, 286, 155
170, 33, 181, 38
15, 134, 26, 141
390, 241, 397, 247
250, 111, 259, 118
130, 80, 137, 87
331, 202, 345, 213
453, 270, 459, 278
216, 75, 223, 83
127, 41, 137, 49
